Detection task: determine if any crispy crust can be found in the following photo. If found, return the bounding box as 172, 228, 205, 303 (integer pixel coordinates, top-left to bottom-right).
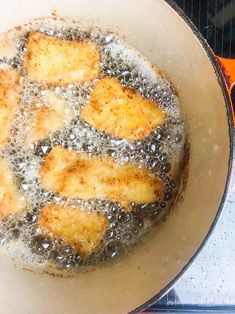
39, 204, 107, 256
24, 32, 100, 85
0, 68, 21, 148
0, 157, 25, 219
25, 92, 75, 144
80, 77, 165, 141
39, 146, 164, 211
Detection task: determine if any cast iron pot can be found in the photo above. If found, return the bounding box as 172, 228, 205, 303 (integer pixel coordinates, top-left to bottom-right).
0, 0, 234, 313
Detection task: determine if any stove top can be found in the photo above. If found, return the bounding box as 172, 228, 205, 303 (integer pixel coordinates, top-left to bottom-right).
144, 1, 235, 312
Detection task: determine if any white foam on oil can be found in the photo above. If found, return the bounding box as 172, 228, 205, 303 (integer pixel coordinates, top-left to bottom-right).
0, 17, 187, 270
108, 41, 158, 81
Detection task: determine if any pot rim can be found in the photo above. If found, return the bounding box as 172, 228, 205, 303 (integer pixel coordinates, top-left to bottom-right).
130, 1, 234, 313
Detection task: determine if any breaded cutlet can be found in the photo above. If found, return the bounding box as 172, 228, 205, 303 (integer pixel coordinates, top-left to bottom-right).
0, 157, 25, 219
39, 204, 107, 256
25, 92, 75, 144
24, 32, 100, 85
80, 77, 165, 141
0, 68, 21, 148
39, 146, 164, 211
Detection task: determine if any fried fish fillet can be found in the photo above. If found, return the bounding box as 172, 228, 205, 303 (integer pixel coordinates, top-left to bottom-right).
39, 204, 107, 256
0, 68, 21, 148
0, 157, 25, 219
80, 77, 165, 141
24, 32, 100, 85
26, 92, 75, 144
39, 146, 164, 211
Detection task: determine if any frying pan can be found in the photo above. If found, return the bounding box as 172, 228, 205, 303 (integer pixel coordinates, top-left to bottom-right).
0, 0, 234, 313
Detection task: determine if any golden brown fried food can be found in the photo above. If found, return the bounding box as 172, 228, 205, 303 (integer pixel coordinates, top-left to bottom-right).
0, 157, 25, 219
26, 92, 75, 144
80, 77, 165, 141
0, 68, 21, 148
39, 146, 163, 211
24, 32, 100, 85
0, 34, 17, 60
39, 204, 107, 256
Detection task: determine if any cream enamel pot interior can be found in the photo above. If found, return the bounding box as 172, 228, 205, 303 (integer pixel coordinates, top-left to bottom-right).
0, 0, 233, 313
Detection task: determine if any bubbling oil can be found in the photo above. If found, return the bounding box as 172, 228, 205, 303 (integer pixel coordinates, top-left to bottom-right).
0, 17, 186, 270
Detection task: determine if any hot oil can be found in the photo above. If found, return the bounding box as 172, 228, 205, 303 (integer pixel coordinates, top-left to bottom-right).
0, 18, 186, 270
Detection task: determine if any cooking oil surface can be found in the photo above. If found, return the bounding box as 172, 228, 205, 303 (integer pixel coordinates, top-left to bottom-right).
0, 17, 186, 270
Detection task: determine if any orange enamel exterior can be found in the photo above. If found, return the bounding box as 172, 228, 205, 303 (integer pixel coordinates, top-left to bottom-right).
217, 56, 235, 124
